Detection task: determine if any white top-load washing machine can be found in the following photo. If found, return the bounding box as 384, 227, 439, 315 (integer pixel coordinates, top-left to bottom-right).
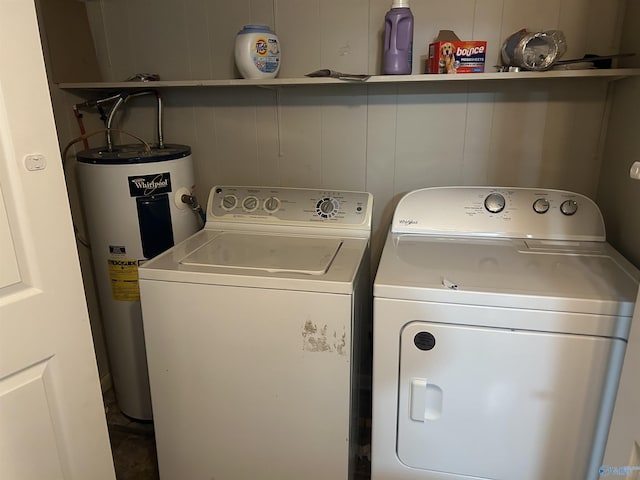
372, 186, 639, 480
138, 185, 372, 480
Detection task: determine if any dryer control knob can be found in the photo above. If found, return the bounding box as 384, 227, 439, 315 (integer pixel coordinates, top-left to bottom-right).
533, 198, 550, 214
484, 193, 506, 213
560, 200, 578, 216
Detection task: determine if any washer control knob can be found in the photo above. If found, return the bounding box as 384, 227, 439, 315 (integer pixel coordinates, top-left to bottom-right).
316, 197, 338, 218
560, 199, 578, 216
264, 196, 280, 213
484, 193, 506, 213
533, 198, 550, 214
242, 195, 259, 212
221, 194, 238, 211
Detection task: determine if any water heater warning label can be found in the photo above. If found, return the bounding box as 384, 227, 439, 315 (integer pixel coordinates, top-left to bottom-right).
108, 258, 140, 301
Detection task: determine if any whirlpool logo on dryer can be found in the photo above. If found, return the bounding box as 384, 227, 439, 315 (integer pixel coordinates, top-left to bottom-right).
398, 218, 418, 226
128, 173, 172, 197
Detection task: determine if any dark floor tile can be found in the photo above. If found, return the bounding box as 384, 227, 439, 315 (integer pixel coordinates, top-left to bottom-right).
104, 390, 159, 480
109, 429, 159, 480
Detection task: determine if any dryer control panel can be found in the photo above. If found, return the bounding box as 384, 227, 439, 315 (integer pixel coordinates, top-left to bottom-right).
392, 187, 605, 241
207, 185, 373, 229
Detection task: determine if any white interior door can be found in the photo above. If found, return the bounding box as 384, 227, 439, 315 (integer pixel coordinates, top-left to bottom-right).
0, 1, 115, 479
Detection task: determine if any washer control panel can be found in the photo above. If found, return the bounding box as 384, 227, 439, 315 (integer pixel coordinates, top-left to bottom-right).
392, 187, 605, 241
208, 185, 372, 228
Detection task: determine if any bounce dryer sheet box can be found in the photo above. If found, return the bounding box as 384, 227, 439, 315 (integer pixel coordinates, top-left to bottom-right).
428, 30, 487, 74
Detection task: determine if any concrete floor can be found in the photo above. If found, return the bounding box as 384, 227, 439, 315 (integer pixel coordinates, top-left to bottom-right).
104, 389, 371, 479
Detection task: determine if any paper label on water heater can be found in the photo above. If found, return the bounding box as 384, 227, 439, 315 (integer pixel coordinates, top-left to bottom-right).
107, 258, 140, 301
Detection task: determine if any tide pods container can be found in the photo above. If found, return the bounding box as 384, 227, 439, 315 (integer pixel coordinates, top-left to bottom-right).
234, 24, 281, 79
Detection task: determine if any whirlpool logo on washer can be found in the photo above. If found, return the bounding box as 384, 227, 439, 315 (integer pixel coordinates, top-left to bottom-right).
128, 173, 172, 197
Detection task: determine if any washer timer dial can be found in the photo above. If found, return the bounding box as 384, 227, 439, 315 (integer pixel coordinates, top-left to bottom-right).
316, 197, 339, 219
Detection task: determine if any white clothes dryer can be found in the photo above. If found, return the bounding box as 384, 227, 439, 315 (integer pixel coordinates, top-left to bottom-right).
372, 186, 639, 480
139, 185, 372, 480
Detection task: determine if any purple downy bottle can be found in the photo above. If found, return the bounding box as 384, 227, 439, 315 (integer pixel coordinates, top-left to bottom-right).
382, 0, 414, 75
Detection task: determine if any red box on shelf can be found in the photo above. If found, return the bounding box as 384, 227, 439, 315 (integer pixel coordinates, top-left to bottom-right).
428, 30, 487, 74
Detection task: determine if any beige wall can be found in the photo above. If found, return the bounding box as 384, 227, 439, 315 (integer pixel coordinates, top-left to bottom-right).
596, 75, 640, 267
598, 0, 640, 469
83, 0, 626, 81
596, 0, 640, 267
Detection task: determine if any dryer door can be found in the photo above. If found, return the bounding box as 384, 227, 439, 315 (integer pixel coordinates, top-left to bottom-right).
397, 321, 625, 480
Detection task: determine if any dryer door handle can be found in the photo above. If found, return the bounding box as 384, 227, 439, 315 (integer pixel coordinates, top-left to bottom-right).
410, 378, 443, 421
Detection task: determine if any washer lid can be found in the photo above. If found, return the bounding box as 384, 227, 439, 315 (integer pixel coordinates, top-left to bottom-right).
138, 229, 368, 294
180, 232, 342, 275
374, 234, 640, 316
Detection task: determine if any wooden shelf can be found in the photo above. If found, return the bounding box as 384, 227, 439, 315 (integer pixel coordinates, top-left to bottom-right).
57, 68, 640, 91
